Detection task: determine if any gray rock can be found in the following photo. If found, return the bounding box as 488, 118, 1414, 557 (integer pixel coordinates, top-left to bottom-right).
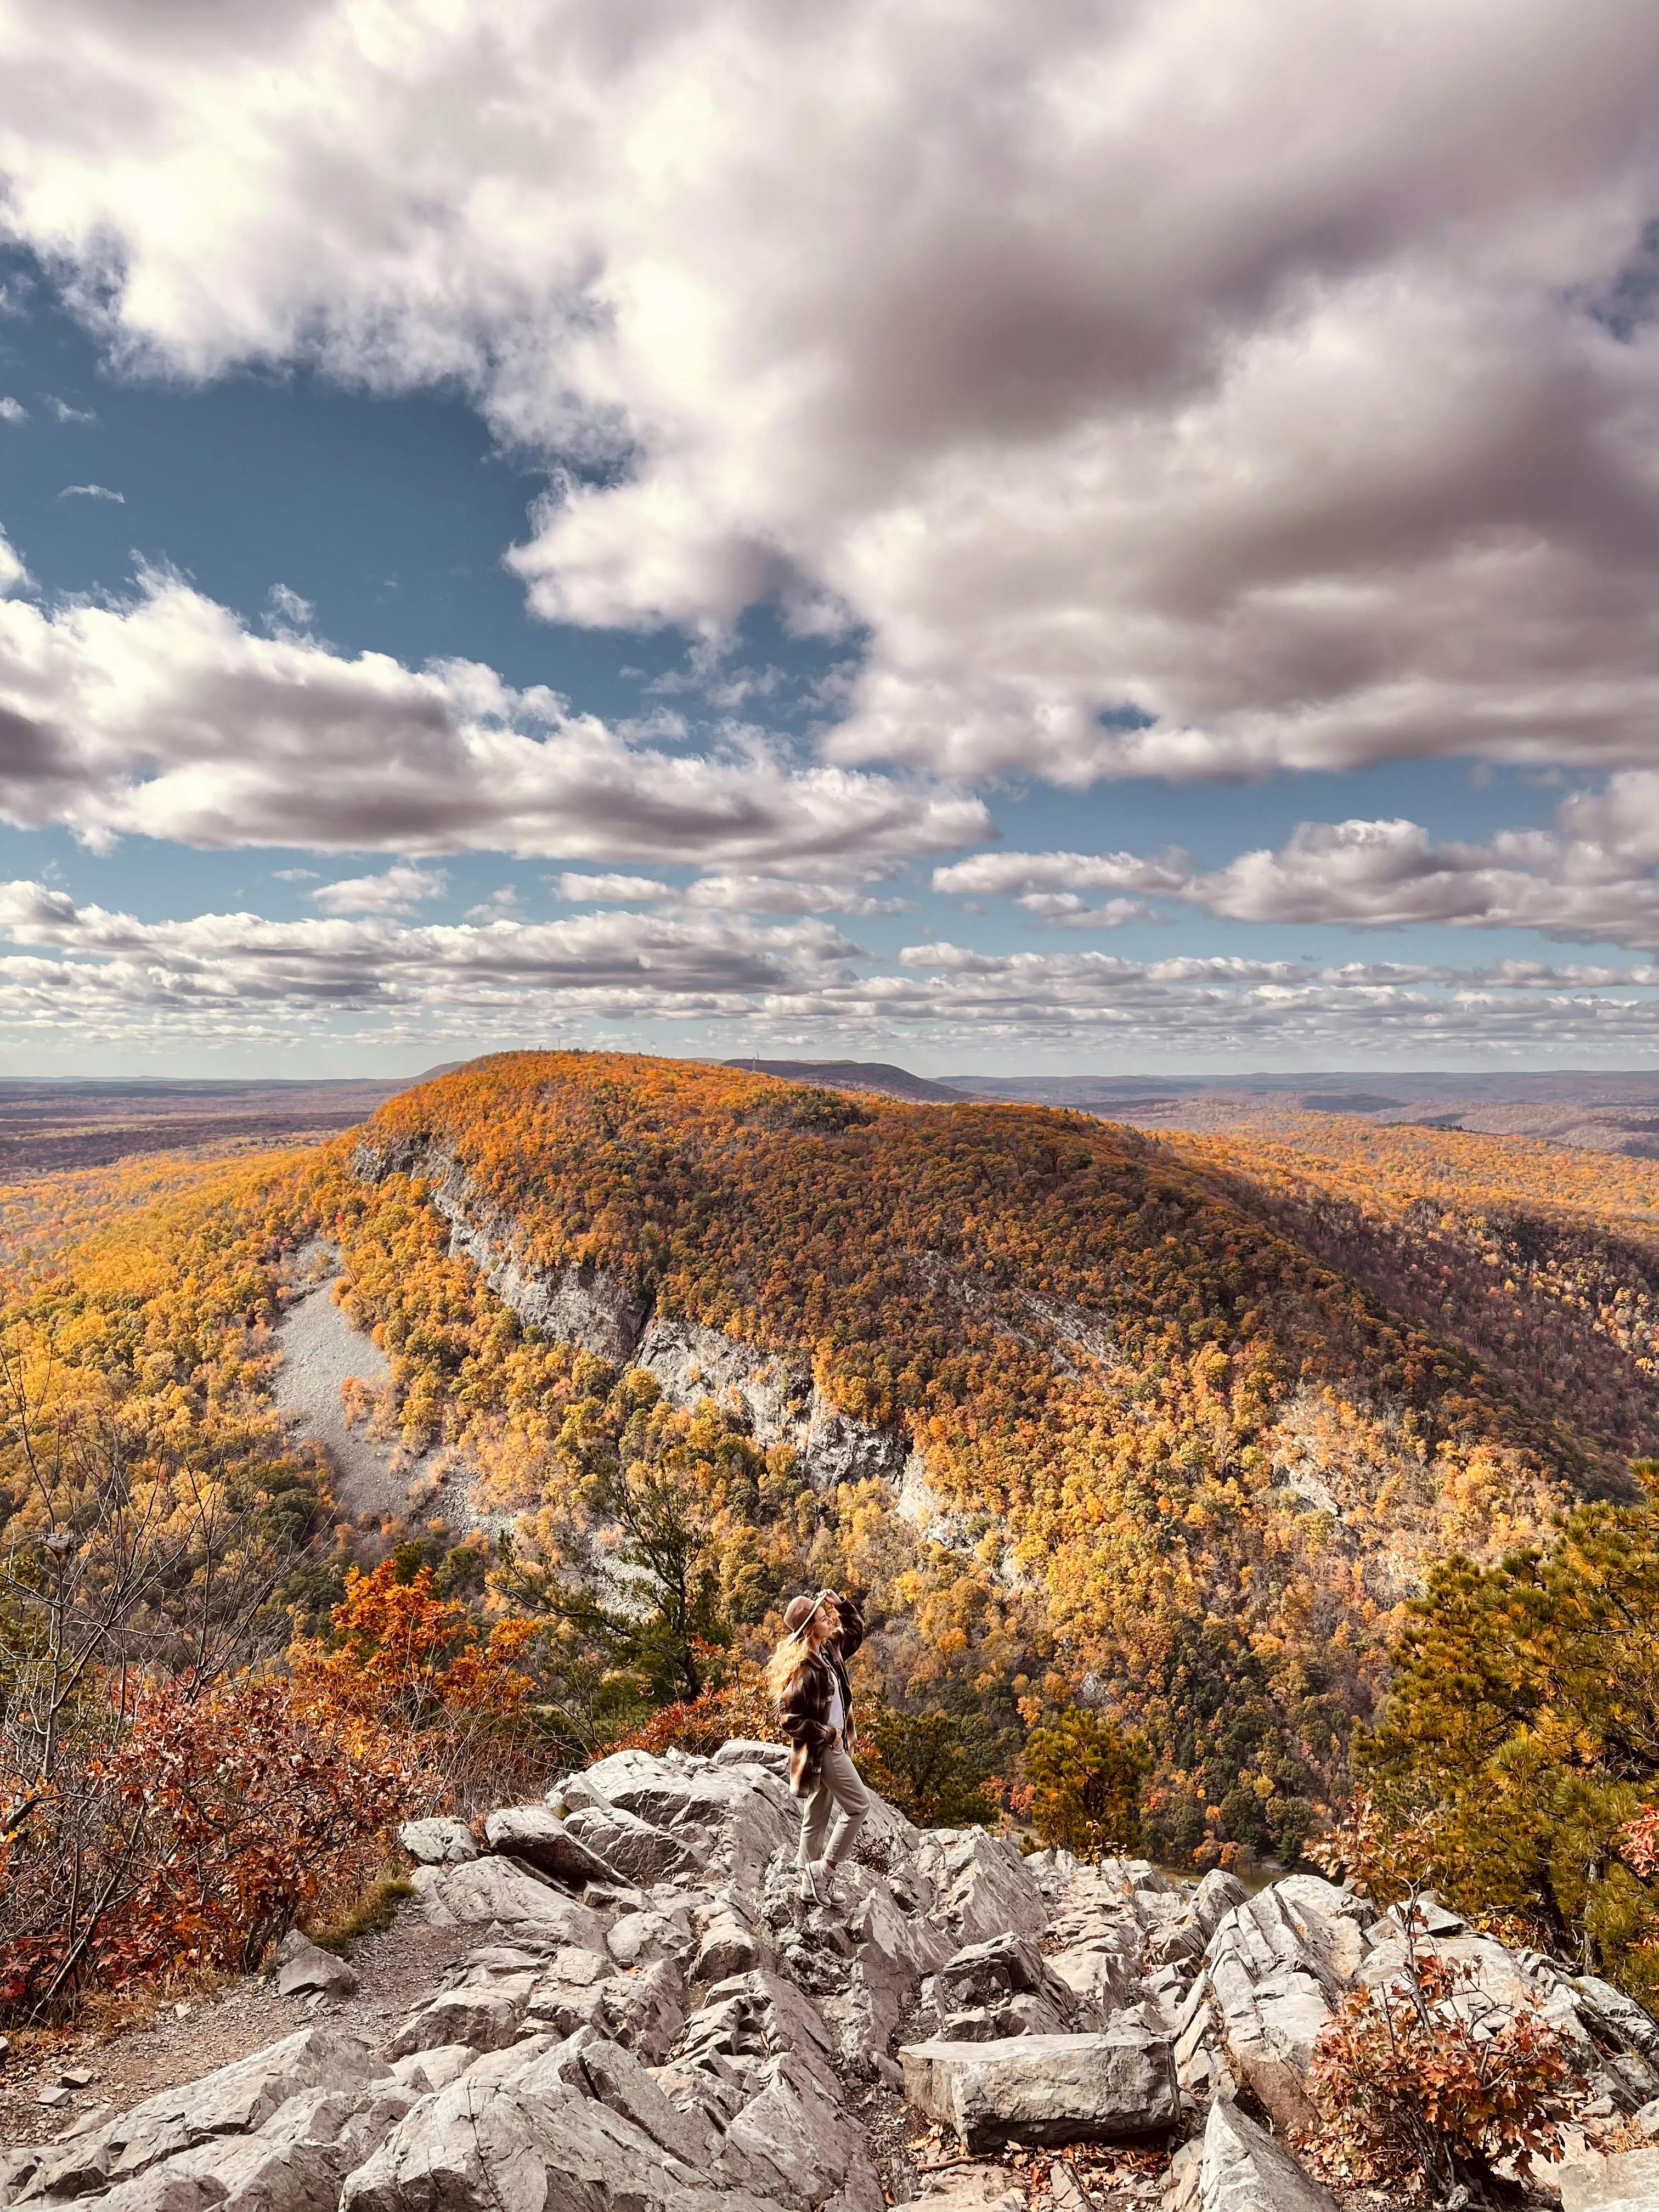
693, 1919, 768, 1984
713, 1741, 791, 1776
410, 1855, 610, 1945
388, 2047, 478, 2095
554, 2029, 716, 2170
526, 1956, 689, 2064
917, 1830, 1049, 1950
573, 1751, 797, 1887
725, 2059, 884, 2212
273, 1939, 358, 2000
562, 1802, 695, 1887
17, 2030, 388, 2202
1200, 1877, 1374, 2131
888, 2166, 1024, 2212
1553, 2145, 1659, 2210
900, 2029, 1180, 2149
933, 1931, 1074, 2037
607, 1906, 693, 1971
397, 1817, 478, 1866
388, 1982, 533, 2058
482, 1805, 624, 1888
1198, 2098, 1338, 2211
1190, 1872, 1251, 1945
340, 2062, 704, 2212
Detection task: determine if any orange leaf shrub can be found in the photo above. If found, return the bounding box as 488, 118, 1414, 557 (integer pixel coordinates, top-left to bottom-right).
606, 1656, 785, 1758
1306, 1926, 1583, 2201
301, 1558, 536, 1726
0, 1670, 424, 2016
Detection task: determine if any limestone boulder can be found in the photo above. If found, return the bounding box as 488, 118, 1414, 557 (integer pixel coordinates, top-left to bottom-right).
1198, 2099, 1339, 2212
482, 1805, 624, 1889
397, 1818, 477, 1866
900, 2029, 1180, 2149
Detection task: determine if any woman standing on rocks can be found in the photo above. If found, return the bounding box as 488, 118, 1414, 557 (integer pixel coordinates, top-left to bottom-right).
769, 1587, 869, 1904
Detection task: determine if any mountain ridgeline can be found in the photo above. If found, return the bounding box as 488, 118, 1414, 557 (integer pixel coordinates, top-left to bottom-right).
321, 1049, 1627, 1865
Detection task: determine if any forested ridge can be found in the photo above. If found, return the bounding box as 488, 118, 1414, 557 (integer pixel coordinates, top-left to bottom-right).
324, 1053, 1598, 1862
12, 1051, 1659, 2024
1177, 1118, 1659, 1471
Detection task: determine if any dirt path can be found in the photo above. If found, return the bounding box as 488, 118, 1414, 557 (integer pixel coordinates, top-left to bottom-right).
0, 1911, 471, 2148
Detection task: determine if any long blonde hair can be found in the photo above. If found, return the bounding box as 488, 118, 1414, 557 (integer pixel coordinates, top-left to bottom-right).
766, 1593, 828, 1701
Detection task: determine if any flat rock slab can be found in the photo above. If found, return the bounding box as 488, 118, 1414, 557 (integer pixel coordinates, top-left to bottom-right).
899, 2030, 1179, 2149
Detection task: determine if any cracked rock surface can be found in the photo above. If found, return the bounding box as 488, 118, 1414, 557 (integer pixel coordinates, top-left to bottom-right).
8, 1741, 1659, 2212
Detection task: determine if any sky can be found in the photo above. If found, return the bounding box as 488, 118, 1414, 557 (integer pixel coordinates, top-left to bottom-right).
4, 1, 1659, 1077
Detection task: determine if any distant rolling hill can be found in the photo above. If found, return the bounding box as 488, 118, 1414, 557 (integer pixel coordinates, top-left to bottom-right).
720, 1057, 963, 1103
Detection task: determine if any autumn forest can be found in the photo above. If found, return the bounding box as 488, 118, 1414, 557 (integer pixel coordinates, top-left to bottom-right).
8, 1051, 1659, 2021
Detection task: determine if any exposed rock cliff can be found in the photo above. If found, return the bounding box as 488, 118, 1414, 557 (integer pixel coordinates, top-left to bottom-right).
352, 1136, 909, 1495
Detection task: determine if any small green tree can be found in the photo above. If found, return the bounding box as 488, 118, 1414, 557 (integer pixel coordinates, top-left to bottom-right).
858, 1706, 1001, 1827
1021, 1709, 1149, 1859
494, 1372, 756, 1725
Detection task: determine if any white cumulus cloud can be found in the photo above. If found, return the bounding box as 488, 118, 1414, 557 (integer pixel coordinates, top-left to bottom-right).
0, 561, 988, 864
311, 864, 449, 916
935, 775, 1659, 951
3, 0, 1659, 783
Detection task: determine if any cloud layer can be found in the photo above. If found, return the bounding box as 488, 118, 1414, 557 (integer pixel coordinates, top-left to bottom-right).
6, 876, 1659, 1061
936, 775, 1659, 951
5, 0, 1659, 783
0, 565, 985, 864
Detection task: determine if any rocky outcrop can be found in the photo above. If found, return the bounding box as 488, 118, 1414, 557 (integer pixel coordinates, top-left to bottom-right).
900, 2030, 1179, 2147
14, 1746, 1659, 2212
1197, 2099, 1338, 2212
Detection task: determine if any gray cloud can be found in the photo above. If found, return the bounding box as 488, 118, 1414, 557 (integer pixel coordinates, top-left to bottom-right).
7, 0, 1659, 783
57, 483, 122, 501
0, 563, 989, 864
0, 881, 864, 1043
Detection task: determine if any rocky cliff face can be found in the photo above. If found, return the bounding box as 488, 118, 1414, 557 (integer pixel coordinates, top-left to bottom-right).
351, 1137, 909, 1496
10, 1749, 1659, 2212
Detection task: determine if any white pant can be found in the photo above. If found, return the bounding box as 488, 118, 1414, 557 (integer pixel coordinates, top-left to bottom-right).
796, 1741, 870, 1867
